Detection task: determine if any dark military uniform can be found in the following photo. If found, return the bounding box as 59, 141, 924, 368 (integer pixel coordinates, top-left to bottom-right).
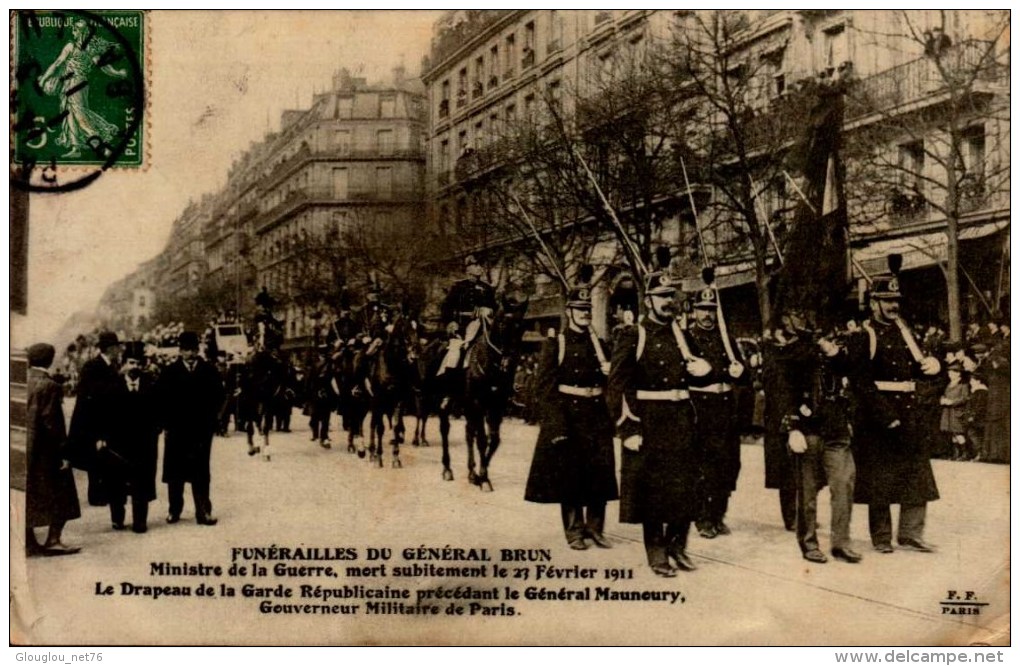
609, 303, 701, 573
525, 323, 618, 548
441, 277, 497, 334
687, 299, 747, 537
775, 333, 860, 561
854, 315, 940, 550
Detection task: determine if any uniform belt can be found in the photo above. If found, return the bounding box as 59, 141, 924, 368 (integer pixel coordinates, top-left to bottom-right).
690, 383, 733, 394
558, 384, 603, 398
636, 389, 691, 402
874, 380, 916, 392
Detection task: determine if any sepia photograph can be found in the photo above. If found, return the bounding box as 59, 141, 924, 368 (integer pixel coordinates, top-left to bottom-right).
8, 8, 1011, 648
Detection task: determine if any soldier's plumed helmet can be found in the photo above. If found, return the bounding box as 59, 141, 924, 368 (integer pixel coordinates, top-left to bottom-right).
178, 331, 201, 351
464, 254, 479, 269
870, 276, 902, 300
27, 343, 56, 368
122, 341, 146, 362
644, 271, 676, 296
566, 285, 593, 310
97, 331, 121, 351
693, 287, 718, 309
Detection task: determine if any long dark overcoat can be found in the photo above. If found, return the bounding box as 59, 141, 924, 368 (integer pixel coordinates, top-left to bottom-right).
525, 329, 618, 505
608, 319, 699, 524
26, 368, 81, 527
157, 358, 223, 485
106, 374, 160, 502
852, 319, 939, 506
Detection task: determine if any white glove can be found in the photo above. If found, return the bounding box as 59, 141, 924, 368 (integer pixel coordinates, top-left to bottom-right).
799, 404, 813, 417
600, 362, 611, 375
622, 435, 642, 452
787, 430, 808, 454
686, 357, 712, 377
920, 357, 941, 376
728, 361, 745, 379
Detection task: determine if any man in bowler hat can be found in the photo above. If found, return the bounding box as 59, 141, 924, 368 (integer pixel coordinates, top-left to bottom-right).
157, 331, 224, 525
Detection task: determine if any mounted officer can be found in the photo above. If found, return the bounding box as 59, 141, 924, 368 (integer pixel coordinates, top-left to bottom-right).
525, 282, 618, 550
252, 287, 284, 351
438, 254, 496, 375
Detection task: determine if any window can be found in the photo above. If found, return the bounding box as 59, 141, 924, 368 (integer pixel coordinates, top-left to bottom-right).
439, 80, 451, 118
380, 95, 395, 118
457, 129, 468, 156
548, 11, 563, 52
376, 167, 393, 198
524, 93, 535, 118
489, 112, 500, 138
376, 129, 393, 155
336, 96, 353, 118
505, 34, 516, 78
897, 140, 926, 209
505, 103, 516, 124
489, 45, 500, 87
594, 10, 613, 27
547, 79, 562, 115
474, 56, 485, 98
335, 129, 351, 153
823, 23, 849, 72
138, 295, 146, 307
332, 167, 349, 199
474, 119, 485, 146
523, 22, 536, 68
439, 139, 450, 172
963, 125, 986, 179
457, 68, 468, 107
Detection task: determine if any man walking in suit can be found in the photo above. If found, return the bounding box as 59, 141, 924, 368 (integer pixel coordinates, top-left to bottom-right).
106, 341, 161, 533
157, 331, 224, 526
68, 331, 123, 508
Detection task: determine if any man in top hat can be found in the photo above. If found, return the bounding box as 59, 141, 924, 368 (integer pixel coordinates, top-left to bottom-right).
25, 343, 82, 556
69, 331, 123, 505
156, 331, 225, 526
686, 286, 748, 539
608, 270, 711, 577
105, 341, 160, 533
525, 284, 618, 550
854, 273, 941, 553
438, 254, 497, 374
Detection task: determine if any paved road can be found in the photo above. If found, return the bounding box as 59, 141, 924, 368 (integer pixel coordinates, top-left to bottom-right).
10, 409, 1010, 646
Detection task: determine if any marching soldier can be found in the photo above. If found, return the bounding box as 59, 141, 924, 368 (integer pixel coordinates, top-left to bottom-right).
772, 308, 862, 564
525, 284, 618, 550
608, 270, 711, 577
854, 270, 941, 553
438, 254, 496, 374
686, 285, 747, 539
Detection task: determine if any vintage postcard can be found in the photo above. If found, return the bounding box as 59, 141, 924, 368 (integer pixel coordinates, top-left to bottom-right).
9, 9, 1011, 648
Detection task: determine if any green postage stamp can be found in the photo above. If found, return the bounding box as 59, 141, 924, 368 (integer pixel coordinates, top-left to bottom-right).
11, 9, 146, 190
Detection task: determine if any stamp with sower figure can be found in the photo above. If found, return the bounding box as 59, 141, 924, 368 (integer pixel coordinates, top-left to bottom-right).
11, 9, 146, 192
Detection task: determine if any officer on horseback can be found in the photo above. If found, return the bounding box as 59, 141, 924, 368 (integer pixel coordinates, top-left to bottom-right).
252, 287, 284, 351
438, 254, 496, 375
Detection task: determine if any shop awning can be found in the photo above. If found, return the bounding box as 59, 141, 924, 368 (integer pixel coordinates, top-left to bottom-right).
851, 220, 1009, 279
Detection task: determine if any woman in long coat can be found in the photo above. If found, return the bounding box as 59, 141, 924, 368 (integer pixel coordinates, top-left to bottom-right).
25, 343, 82, 556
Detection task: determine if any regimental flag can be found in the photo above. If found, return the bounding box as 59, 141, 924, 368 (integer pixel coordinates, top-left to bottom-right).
772, 78, 850, 329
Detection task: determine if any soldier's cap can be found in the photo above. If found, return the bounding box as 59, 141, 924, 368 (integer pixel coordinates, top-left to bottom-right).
27, 343, 56, 368
178, 331, 201, 351
565, 285, 593, 310
870, 276, 902, 300
97, 331, 121, 351
644, 271, 676, 296
122, 341, 146, 362
693, 287, 718, 309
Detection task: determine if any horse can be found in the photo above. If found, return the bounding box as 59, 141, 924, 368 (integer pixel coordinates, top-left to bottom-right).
243, 348, 288, 462
363, 314, 417, 468
435, 295, 529, 491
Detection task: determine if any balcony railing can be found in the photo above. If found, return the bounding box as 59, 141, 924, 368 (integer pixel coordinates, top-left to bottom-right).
847, 40, 1003, 119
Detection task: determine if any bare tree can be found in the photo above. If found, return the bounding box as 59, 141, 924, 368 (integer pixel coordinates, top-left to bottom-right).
844, 10, 1010, 341
667, 10, 821, 329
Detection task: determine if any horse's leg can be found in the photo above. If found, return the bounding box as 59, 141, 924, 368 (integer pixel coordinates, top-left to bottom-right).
355, 404, 367, 458
478, 408, 501, 493
372, 404, 385, 468
439, 407, 453, 481
466, 412, 479, 485
261, 406, 271, 462
246, 418, 259, 456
